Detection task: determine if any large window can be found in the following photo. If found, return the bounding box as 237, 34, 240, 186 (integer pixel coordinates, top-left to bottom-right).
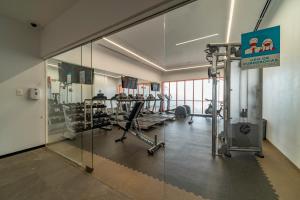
194, 80, 202, 114
185, 80, 193, 112
177, 81, 184, 106
162, 79, 223, 114
118, 83, 150, 98
163, 82, 170, 110
203, 79, 212, 113
169, 82, 177, 109
143, 84, 150, 98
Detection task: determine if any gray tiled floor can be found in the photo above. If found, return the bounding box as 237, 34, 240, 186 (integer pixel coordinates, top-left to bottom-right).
0, 149, 131, 200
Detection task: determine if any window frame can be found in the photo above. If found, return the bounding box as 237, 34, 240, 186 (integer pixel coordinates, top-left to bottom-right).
162, 78, 223, 114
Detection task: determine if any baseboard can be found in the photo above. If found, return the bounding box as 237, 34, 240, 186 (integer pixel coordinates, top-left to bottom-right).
0, 145, 46, 159
265, 139, 300, 171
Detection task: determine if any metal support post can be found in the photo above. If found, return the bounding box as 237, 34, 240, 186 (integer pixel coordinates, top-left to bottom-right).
223, 45, 232, 156
211, 54, 218, 157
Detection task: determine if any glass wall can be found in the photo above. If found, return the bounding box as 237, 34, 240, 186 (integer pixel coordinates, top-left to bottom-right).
43, 0, 272, 198
44, 0, 233, 198
46, 42, 93, 170
163, 1, 226, 198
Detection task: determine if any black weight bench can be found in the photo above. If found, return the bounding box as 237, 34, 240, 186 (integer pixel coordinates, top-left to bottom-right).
115, 101, 164, 155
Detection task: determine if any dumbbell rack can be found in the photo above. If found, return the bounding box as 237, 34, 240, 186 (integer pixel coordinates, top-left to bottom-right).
62, 103, 87, 139
84, 99, 111, 130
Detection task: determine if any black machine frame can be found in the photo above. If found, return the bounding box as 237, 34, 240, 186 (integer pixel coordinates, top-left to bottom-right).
115, 101, 165, 155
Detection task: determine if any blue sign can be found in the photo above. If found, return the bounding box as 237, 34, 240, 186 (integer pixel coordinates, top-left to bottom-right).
241, 26, 280, 69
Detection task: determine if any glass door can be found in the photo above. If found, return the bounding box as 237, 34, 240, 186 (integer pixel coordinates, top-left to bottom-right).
46, 42, 94, 171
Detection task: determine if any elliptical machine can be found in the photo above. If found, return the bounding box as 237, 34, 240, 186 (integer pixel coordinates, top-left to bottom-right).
164, 95, 173, 114
204, 99, 223, 118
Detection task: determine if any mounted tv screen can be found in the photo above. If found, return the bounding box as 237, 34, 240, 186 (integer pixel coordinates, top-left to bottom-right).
151, 83, 160, 91
121, 76, 138, 89
58, 62, 94, 85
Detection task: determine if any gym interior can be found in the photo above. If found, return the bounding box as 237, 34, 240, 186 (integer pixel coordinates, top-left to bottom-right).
0, 0, 299, 200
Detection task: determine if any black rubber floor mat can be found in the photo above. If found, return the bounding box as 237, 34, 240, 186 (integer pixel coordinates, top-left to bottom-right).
69, 117, 278, 200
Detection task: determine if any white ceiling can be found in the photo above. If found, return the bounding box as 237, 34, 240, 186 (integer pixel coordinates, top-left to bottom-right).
97, 0, 267, 71
0, 0, 78, 27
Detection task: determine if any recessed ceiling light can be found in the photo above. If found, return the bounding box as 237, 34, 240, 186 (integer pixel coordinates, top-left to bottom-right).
176, 33, 219, 46
103, 37, 166, 71
226, 0, 235, 43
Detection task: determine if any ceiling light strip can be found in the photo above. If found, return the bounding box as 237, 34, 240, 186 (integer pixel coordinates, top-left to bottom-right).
166, 64, 211, 71
102, 38, 218, 72
226, 0, 235, 43
94, 72, 121, 79
47, 63, 59, 68
176, 34, 219, 46
103, 38, 166, 71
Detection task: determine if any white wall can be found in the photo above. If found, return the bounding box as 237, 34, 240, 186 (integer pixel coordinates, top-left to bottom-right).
94, 74, 119, 99
162, 68, 208, 81
54, 44, 162, 82
261, 0, 300, 168
161, 67, 224, 81
41, 0, 188, 58
93, 45, 162, 82
0, 16, 45, 156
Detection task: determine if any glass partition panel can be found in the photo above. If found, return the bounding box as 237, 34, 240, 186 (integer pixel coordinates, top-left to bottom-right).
75, 37, 167, 199
163, 0, 226, 198
46, 43, 94, 170
46, 47, 83, 165
81, 42, 93, 170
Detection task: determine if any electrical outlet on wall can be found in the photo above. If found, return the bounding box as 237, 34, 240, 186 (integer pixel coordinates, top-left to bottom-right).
16, 88, 24, 96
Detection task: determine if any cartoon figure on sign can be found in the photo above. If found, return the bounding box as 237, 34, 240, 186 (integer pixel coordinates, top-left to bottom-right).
245, 38, 261, 54
261, 38, 275, 52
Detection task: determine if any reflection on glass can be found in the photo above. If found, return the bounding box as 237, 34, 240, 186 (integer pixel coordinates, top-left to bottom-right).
46, 44, 94, 169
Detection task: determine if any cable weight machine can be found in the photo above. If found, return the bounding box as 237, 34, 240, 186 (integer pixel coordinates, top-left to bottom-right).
206, 43, 264, 158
